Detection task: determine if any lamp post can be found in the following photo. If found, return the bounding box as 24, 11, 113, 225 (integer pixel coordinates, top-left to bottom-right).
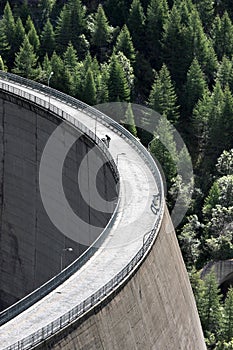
47, 71, 54, 87
47, 71, 54, 106
116, 152, 126, 166
60, 247, 73, 272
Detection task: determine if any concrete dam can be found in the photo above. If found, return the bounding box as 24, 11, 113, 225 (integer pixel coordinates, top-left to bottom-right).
0, 73, 206, 349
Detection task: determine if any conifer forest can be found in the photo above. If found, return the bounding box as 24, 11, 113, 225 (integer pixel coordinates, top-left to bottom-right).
0, 0, 233, 348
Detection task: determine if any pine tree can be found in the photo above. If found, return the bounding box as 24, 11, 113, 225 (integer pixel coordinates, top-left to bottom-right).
161, 4, 192, 87
188, 8, 218, 83
28, 25, 40, 53
13, 36, 39, 79
82, 68, 97, 105
13, 18, 26, 56
55, 0, 86, 53
211, 12, 233, 60
55, 4, 71, 52
0, 56, 6, 71
108, 53, 130, 102
148, 64, 179, 124
63, 42, 78, 73
0, 2, 15, 65
216, 56, 233, 91
150, 117, 178, 187
127, 0, 145, 51
91, 4, 111, 61
184, 58, 206, 117
104, 0, 129, 27
50, 51, 73, 94
40, 19, 55, 58
115, 25, 136, 63
122, 103, 137, 136
97, 64, 109, 103
198, 272, 223, 337
222, 288, 233, 341
38, 0, 55, 25
25, 16, 34, 34
193, 0, 214, 31
145, 0, 169, 68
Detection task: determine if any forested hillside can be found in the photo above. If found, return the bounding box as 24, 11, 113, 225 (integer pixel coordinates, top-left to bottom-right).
0, 0, 233, 348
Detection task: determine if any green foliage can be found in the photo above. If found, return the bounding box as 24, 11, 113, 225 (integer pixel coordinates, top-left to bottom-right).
40, 19, 55, 57
0, 55, 6, 71
222, 290, 233, 341
184, 57, 207, 117
211, 12, 233, 60
13, 36, 40, 79
28, 23, 40, 53
145, 0, 169, 68
55, 0, 86, 53
14, 18, 25, 55
148, 64, 179, 123
127, 0, 145, 51
198, 272, 223, 337
216, 56, 233, 91
115, 25, 136, 63
122, 103, 137, 137
216, 149, 233, 175
108, 53, 130, 102
82, 68, 97, 105
178, 215, 201, 268
91, 5, 112, 61
150, 117, 178, 187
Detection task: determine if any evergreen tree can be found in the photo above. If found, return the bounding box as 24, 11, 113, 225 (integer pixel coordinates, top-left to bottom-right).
55, 0, 86, 53
145, 0, 169, 68
63, 42, 78, 73
0, 2, 15, 65
38, 0, 55, 25
188, 8, 218, 83
211, 12, 233, 60
150, 117, 178, 188
40, 19, 55, 58
223, 288, 233, 342
193, 0, 214, 31
216, 56, 233, 91
25, 16, 35, 34
13, 36, 39, 79
148, 64, 179, 124
0, 55, 6, 71
115, 25, 136, 63
13, 18, 26, 56
50, 51, 73, 94
127, 0, 145, 51
97, 64, 109, 103
104, 0, 129, 27
14, 0, 30, 25
198, 272, 223, 337
82, 68, 97, 105
91, 4, 112, 61
161, 4, 192, 87
122, 103, 137, 136
108, 53, 130, 102
184, 57, 206, 117
28, 25, 40, 53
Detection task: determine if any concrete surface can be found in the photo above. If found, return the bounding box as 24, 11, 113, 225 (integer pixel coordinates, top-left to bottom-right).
0, 79, 206, 350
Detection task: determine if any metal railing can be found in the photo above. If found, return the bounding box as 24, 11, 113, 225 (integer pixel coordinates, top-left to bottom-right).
0, 80, 120, 326
0, 72, 165, 350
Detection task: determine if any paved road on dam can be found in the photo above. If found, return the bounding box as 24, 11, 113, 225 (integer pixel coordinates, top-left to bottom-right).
0, 80, 161, 348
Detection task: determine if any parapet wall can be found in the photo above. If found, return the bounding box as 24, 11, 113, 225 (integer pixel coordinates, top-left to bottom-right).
35, 208, 206, 350
0, 92, 117, 311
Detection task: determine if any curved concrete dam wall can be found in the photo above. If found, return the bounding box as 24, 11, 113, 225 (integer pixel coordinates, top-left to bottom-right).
0, 91, 118, 311
35, 208, 206, 350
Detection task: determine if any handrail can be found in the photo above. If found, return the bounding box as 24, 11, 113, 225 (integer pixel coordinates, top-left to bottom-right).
0, 80, 120, 326
0, 72, 165, 350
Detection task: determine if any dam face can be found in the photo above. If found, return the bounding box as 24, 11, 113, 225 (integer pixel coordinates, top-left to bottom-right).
0, 92, 117, 311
